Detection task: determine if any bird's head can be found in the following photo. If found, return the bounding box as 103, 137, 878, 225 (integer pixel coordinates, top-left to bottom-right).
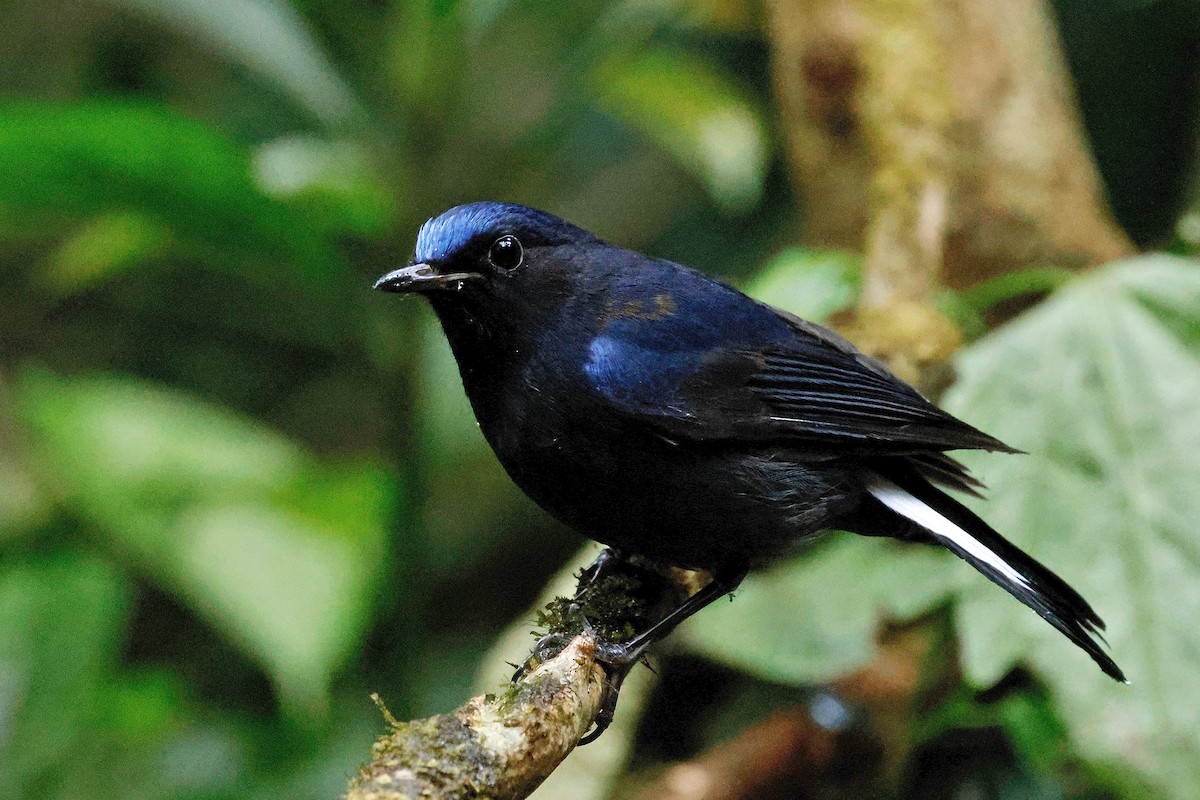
374, 202, 602, 326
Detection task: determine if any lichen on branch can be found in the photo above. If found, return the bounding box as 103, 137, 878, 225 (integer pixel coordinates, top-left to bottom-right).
345, 559, 696, 800
345, 635, 606, 800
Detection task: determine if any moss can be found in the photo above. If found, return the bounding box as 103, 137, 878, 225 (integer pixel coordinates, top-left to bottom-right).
349, 711, 502, 799
532, 571, 651, 647
496, 678, 525, 711
533, 597, 577, 637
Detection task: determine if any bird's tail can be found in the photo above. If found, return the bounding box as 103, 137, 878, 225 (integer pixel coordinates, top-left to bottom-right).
864, 470, 1126, 683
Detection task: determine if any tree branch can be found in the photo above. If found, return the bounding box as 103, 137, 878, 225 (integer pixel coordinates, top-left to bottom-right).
345, 559, 697, 800
345, 634, 606, 800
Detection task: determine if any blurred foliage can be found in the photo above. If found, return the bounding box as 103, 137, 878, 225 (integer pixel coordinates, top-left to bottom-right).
17, 370, 393, 714
0, 101, 366, 283
592, 49, 769, 211
0, 1, 1197, 799
1051, 0, 1200, 245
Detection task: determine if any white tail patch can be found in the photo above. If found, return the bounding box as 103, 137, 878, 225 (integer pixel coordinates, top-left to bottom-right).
866, 476, 1030, 589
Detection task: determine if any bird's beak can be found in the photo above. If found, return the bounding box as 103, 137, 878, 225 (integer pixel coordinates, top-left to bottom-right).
373, 263, 482, 293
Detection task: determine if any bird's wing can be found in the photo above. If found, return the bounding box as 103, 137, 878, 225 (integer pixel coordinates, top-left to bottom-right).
738, 313, 1014, 452
581, 266, 1013, 455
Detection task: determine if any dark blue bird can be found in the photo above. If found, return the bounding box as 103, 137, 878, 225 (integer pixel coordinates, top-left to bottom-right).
375, 201, 1125, 710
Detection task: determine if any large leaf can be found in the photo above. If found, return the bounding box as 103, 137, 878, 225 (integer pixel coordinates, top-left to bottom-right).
102, 0, 362, 128
944, 255, 1200, 796
16, 371, 395, 713
592, 50, 769, 212
0, 101, 341, 282
690, 255, 1200, 798
0, 554, 128, 797
687, 536, 963, 685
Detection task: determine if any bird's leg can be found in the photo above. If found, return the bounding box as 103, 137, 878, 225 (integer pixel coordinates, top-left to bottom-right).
573, 547, 623, 600
576, 564, 748, 744
512, 548, 632, 682
517, 556, 745, 744
576, 651, 631, 745
590, 564, 748, 667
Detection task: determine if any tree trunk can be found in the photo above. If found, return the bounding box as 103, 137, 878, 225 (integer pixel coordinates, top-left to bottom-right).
768, 0, 1134, 377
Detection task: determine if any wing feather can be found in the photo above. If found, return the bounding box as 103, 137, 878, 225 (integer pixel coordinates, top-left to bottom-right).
578, 257, 1015, 455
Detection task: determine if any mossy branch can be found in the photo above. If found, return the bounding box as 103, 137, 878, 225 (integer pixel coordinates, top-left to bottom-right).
344, 634, 606, 800
345, 558, 692, 800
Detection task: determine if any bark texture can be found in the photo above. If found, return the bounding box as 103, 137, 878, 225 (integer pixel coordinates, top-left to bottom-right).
345, 635, 606, 800
768, 0, 1135, 377
345, 561, 697, 800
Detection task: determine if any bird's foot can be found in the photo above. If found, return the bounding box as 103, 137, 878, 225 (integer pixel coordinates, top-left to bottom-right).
573, 547, 623, 600
511, 631, 574, 682
509, 624, 641, 745
514, 620, 647, 685
518, 554, 708, 745
590, 637, 650, 667
578, 659, 633, 745
574, 616, 646, 745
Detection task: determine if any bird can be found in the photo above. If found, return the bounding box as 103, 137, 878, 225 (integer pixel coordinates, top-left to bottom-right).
374, 201, 1125, 729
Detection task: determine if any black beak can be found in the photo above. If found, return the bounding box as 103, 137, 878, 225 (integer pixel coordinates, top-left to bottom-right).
373, 263, 482, 293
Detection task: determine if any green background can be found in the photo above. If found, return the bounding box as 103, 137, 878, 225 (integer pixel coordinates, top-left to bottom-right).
1, 1, 1198, 798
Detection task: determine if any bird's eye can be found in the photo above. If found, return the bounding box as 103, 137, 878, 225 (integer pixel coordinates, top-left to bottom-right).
488, 235, 523, 272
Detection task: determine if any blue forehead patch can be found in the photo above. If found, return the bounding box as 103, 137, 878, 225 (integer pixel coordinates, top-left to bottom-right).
415, 203, 507, 263
413, 202, 598, 263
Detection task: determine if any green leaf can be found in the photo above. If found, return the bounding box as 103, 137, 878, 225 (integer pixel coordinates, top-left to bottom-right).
944, 254, 1200, 797
959, 267, 1075, 313
917, 682, 1074, 776
0, 554, 129, 797
252, 136, 394, 237
0, 101, 342, 282
592, 50, 769, 212
100, 0, 362, 128
41, 213, 170, 294
745, 248, 860, 322
686, 536, 964, 685
15, 370, 396, 714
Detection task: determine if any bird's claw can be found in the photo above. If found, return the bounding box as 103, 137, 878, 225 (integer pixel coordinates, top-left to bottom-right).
510, 624, 638, 746
512, 631, 574, 681
578, 652, 634, 745
590, 638, 645, 667
578, 676, 621, 745
522, 550, 666, 745
573, 548, 622, 600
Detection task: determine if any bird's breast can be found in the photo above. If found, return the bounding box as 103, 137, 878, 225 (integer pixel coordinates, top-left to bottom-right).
461, 346, 861, 569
